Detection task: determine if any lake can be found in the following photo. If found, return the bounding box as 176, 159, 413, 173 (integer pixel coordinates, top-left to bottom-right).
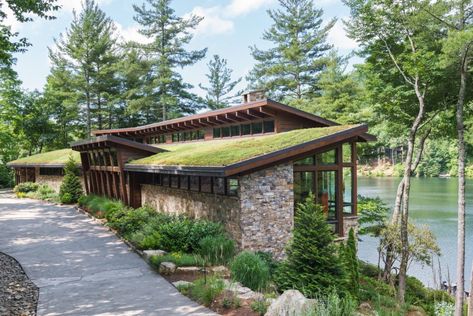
358, 176, 473, 290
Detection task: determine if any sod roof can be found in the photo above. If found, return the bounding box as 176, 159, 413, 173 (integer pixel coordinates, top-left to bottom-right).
129, 125, 361, 168
7, 149, 80, 167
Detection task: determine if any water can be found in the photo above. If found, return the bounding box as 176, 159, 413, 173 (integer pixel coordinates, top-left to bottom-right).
358, 176, 473, 290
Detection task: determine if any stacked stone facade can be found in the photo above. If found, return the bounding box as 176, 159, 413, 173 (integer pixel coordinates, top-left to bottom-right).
141, 163, 294, 258
34, 168, 85, 193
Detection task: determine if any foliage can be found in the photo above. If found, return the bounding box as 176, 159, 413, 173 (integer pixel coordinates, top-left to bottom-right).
14, 182, 39, 194
230, 251, 270, 292
434, 301, 455, 316
189, 276, 225, 307
131, 0, 207, 123
59, 155, 83, 204
199, 55, 241, 110
198, 235, 235, 266
306, 290, 358, 316
357, 195, 389, 237
255, 251, 280, 275
131, 125, 357, 166
274, 195, 346, 297
248, 0, 335, 101
342, 228, 360, 297
250, 299, 269, 316
149, 253, 202, 268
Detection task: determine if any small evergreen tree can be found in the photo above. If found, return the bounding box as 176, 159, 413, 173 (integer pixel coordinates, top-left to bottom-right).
343, 228, 360, 297
274, 194, 346, 297
59, 155, 83, 204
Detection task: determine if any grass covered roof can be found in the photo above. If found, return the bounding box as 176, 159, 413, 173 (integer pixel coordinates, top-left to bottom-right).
8, 149, 80, 166
130, 125, 359, 167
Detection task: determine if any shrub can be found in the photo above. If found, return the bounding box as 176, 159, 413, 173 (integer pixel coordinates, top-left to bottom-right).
0, 163, 14, 188
107, 206, 153, 236
198, 235, 235, 266
307, 290, 357, 316
274, 194, 346, 298
434, 301, 455, 316
250, 299, 269, 316
255, 251, 279, 275
188, 220, 225, 252
14, 182, 39, 194
230, 251, 270, 291
158, 218, 194, 252
342, 228, 360, 297
129, 223, 162, 250
150, 253, 202, 268
59, 155, 83, 203
189, 277, 225, 306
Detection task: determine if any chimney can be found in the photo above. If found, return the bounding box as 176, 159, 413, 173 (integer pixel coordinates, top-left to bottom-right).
242, 90, 266, 103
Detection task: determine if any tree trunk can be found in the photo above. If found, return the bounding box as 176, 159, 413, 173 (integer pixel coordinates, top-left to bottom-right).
398, 79, 426, 303
455, 47, 467, 316
468, 261, 473, 316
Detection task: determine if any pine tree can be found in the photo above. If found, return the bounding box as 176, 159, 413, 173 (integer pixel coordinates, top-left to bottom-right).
274, 194, 346, 298
59, 155, 83, 204
199, 55, 241, 110
248, 0, 335, 102
132, 0, 207, 123
343, 228, 360, 297
51, 0, 119, 136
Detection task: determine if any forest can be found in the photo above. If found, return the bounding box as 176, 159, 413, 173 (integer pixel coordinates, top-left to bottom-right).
0, 0, 472, 188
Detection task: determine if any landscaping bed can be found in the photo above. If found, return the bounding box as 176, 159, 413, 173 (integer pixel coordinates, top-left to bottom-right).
0, 252, 39, 316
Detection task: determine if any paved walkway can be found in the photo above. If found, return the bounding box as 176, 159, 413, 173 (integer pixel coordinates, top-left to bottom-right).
0, 191, 215, 316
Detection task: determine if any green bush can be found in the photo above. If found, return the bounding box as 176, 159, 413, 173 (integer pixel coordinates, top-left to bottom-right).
188, 220, 225, 252
129, 223, 162, 249
149, 252, 202, 268
307, 290, 357, 316
274, 194, 346, 298
198, 235, 235, 266
189, 276, 225, 306
342, 228, 360, 297
158, 218, 194, 252
14, 182, 39, 194
231, 251, 270, 291
250, 299, 269, 315
0, 164, 14, 188
107, 206, 154, 236
59, 156, 83, 204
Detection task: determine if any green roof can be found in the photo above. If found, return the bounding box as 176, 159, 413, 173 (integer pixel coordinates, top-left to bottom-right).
130, 125, 358, 167
8, 149, 80, 166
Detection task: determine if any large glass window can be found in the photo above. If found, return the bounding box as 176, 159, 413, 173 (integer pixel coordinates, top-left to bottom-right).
213, 128, 221, 138
316, 149, 336, 165
251, 122, 263, 134
222, 126, 231, 137
294, 156, 314, 166
231, 125, 240, 137
317, 170, 337, 220
263, 120, 275, 133
241, 124, 251, 135
294, 172, 313, 206
343, 167, 353, 215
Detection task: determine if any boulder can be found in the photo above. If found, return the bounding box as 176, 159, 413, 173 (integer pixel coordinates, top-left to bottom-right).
143, 250, 167, 261
158, 262, 176, 275
265, 290, 316, 316
172, 280, 192, 288
223, 280, 264, 300
210, 265, 230, 277
176, 266, 201, 273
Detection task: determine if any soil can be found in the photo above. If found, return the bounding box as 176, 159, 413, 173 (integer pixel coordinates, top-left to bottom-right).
0, 252, 39, 316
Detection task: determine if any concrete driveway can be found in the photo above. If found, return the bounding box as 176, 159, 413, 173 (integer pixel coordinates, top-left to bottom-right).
0, 191, 215, 316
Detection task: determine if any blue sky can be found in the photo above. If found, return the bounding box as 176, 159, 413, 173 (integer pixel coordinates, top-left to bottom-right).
8, 0, 359, 96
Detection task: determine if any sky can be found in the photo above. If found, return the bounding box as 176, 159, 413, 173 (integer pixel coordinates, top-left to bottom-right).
8, 0, 360, 97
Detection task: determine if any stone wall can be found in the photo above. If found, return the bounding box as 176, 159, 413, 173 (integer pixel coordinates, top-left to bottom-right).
343, 215, 358, 236
35, 175, 64, 192
239, 163, 294, 259
141, 185, 242, 246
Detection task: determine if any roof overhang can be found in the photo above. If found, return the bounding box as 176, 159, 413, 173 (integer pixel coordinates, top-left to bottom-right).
7, 163, 81, 168
125, 124, 369, 177
71, 135, 163, 154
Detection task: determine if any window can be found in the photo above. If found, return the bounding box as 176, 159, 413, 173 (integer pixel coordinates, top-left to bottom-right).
213, 128, 221, 138
39, 168, 63, 176
171, 175, 179, 188
110, 151, 118, 166
222, 126, 231, 137
316, 149, 336, 165
179, 175, 189, 189
227, 178, 239, 196
197, 130, 205, 140
213, 178, 225, 195
317, 170, 337, 220
230, 125, 240, 137
190, 176, 200, 191
294, 172, 313, 207
294, 155, 314, 166
343, 143, 352, 163
162, 174, 170, 186
263, 120, 275, 133
241, 124, 251, 135
343, 167, 354, 215
172, 133, 179, 142
251, 122, 263, 134
200, 176, 212, 193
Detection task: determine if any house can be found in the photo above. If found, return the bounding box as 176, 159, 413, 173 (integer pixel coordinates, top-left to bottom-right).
8, 92, 374, 257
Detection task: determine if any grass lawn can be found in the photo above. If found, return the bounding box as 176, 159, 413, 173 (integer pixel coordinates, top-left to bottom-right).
130, 125, 358, 167
8, 149, 80, 165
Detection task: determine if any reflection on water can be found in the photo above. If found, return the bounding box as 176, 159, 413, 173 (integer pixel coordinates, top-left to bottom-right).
358, 176, 473, 290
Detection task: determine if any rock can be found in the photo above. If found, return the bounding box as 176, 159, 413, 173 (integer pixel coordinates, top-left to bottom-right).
223, 280, 264, 300
176, 266, 201, 273
264, 290, 316, 316
158, 262, 176, 275
143, 250, 167, 260
210, 265, 229, 276
172, 280, 192, 288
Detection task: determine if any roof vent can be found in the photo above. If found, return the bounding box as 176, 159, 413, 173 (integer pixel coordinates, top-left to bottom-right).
242, 90, 266, 103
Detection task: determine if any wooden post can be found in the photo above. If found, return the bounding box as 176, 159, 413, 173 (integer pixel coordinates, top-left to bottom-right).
352, 142, 358, 216
337, 145, 344, 237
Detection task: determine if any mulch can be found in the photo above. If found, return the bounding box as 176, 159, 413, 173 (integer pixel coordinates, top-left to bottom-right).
0, 252, 38, 316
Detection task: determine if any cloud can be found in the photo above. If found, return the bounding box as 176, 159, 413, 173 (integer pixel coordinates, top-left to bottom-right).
114, 22, 151, 44
327, 20, 358, 50
186, 6, 234, 36
186, 0, 275, 36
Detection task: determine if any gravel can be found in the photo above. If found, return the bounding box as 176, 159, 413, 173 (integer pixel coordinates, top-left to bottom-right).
0, 252, 38, 316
